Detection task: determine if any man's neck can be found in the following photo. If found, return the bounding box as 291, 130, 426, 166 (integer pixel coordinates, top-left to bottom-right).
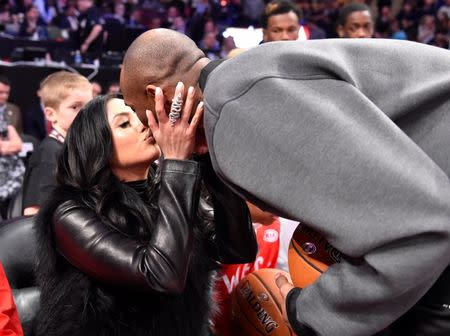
199, 58, 225, 92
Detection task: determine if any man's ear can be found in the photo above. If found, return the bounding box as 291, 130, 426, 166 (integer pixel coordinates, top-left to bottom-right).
145, 84, 157, 99
44, 106, 57, 124
336, 25, 344, 38
262, 28, 268, 42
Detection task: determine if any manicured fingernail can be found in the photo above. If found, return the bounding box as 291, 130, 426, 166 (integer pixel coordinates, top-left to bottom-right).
176, 81, 183, 90
198, 101, 204, 109
155, 87, 162, 95
188, 86, 194, 95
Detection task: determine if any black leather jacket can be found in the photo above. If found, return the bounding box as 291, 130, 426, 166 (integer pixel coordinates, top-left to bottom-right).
51, 158, 257, 294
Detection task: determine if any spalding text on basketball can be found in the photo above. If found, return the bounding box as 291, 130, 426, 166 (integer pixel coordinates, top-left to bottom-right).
239, 281, 279, 333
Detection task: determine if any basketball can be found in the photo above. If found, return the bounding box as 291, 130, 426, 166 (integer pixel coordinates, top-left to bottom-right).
288, 224, 341, 288
231, 268, 293, 336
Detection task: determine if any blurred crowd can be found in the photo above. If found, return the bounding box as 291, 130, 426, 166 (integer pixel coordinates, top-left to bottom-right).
0, 0, 449, 64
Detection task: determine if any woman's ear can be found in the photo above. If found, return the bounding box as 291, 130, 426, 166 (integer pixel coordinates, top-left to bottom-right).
262, 29, 268, 42
336, 25, 345, 38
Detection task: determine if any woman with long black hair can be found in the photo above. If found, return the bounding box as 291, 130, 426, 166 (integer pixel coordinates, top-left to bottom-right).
34, 84, 257, 336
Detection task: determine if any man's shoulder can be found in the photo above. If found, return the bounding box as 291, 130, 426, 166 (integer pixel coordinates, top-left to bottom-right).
39, 137, 63, 154
30, 137, 63, 165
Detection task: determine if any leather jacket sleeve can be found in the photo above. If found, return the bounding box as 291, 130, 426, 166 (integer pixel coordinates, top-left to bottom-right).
196, 154, 257, 264
52, 159, 201, 294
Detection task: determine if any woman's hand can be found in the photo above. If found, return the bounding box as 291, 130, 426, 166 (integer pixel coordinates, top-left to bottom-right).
147, 81, 204, 160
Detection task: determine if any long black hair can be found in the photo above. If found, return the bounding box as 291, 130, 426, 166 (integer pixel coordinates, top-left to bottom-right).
54, 94, 158, 236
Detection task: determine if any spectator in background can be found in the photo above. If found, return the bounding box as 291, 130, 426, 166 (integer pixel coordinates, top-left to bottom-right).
162, 5, 180, 29
0, 76, 22, 134
431, 30, 449, 47
23, 86, 47, 141
436, 9, 449, 31
395, 0, 417, 40
172, 15, 186, 34
148, 16, 163, 29
438, 0, 450, 19
91, 81, 103, 97
260, 0, 302, 42
200, 32, 221, 60
375, 5, 391, 38
187, 0, 214, 44
0, 4, 12, 27
0, 76, 24, 219
106, 81, 120, 94
390, 18, 408, 39
397, 0, 417, 23
243, 0, 265, 26
336, 2, 374, 38
51, 2, 79, 40
22, 71, 92, 216
220, 36, 237, 58
202, 19, 220, 42
417, 14, 436, 43
18, 5, 48, 39
103, 2, 126, 52
76, 0, 104, 59
34, 0, 57, 24
112, 3, 126, 24
127, 7, 145, 28
418, 0, 437, 18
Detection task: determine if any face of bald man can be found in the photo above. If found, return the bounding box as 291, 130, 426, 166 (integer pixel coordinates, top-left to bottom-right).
120, 66, 204, 128
120, 69, 156, 126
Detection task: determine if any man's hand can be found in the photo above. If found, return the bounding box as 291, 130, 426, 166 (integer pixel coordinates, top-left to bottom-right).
81, 42, 89, 54
275, 273, 296, 333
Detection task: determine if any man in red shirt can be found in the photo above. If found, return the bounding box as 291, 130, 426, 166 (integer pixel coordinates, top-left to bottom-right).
212, 202, 282, 336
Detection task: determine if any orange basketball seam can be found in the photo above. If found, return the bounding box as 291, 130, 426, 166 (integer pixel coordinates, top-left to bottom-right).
291, 241, 324, 274
253, 271, 283, 316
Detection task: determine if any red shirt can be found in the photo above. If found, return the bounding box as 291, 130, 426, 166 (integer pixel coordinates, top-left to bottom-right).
212, 219, 281, 336
0, 263, 23, 336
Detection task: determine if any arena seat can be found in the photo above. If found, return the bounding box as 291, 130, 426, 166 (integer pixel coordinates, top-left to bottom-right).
0, 216, 40, 336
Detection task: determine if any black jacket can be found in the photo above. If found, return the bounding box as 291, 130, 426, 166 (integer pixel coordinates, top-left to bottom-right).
34, 158, 257, 336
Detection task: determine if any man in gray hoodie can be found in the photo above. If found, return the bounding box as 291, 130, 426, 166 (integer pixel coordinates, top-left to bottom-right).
120, 29, 450, 336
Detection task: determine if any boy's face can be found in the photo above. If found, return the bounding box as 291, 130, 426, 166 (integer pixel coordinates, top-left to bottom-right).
51, 84, 93, 136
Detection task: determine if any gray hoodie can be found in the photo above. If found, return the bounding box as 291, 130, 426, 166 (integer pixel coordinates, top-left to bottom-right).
202, 39, 450, 336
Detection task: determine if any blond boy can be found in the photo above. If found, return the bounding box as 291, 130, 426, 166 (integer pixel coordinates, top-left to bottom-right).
22, 71, 92, 215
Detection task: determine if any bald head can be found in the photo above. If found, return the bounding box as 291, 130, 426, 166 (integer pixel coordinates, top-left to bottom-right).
120, 28, 208, 124
122, 29, 205, 85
